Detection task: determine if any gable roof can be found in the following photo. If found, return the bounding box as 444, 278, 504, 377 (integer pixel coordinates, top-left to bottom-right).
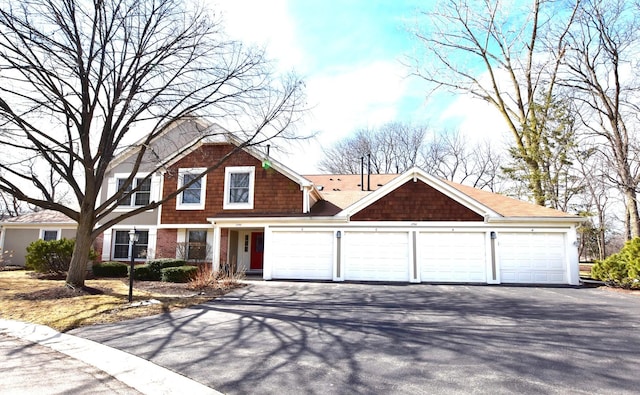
108, 117, 219, 171
306, 168, 581, 221
0, 210, 76, 226
110, 119, 317, 198
304, 174, 398, 210
442, 180, 576, 218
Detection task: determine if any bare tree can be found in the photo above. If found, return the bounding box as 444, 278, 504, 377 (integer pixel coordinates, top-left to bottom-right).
0, 0, 305, 287
318, 128, 376, 174
422, 130, 505, 191
413, 0, 580, 207
562, 0, 640, 238
318, 122, 427, 174
574, 145, 612, 260
0, 190, 23, 219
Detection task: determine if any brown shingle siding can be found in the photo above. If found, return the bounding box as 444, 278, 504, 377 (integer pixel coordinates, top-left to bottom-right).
351, 180, 483, 222
161, 144, 303, 224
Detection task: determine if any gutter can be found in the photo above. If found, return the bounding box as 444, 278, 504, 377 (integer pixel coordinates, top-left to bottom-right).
207, 215, 349, 226
485, 216, 588, 224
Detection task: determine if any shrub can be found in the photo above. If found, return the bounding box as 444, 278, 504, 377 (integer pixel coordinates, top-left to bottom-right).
188, 264, 216, 290
131, 264, 157, 281
161, 265, 198, 283
592, 237, 640, 288
25, 238, 75, 274
92, 261, 128, 277
147, 258, 187, 280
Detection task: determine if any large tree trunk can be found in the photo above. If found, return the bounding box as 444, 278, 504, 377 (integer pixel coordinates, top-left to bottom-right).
624, 188, 640, 239
66, 211, 95, 288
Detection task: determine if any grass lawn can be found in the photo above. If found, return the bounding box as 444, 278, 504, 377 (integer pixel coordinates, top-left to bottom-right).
0, 270, 241, 332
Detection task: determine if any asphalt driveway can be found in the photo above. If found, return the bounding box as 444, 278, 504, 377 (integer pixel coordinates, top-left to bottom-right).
70, 282, 640, 394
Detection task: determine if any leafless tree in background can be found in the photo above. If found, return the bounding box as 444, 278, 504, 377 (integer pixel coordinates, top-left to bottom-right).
421, 130, 505, 192
318, 122, 427, 174
562, 0, 640, 238
0, 0, 305, 287
412, 0, 580, 207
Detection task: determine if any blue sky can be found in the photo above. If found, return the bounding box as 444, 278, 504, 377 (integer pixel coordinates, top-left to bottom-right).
215, 0, 507, 173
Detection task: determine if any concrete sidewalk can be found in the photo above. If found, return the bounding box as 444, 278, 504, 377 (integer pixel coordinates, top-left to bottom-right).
0, 319, 220, 395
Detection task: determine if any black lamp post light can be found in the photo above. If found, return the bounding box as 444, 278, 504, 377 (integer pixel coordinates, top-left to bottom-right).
128, 228, 138, 303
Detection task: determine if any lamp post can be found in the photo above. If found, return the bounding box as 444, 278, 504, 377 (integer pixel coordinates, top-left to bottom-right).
128, 229, 138, 303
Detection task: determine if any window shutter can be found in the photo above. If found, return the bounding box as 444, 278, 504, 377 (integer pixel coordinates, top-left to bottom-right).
150, 174, 161, 202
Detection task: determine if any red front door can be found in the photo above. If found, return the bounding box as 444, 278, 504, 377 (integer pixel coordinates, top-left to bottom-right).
250, 232, 264, 270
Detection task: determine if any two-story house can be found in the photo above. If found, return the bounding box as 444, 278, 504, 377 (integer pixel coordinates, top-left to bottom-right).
92, 119, 584, 285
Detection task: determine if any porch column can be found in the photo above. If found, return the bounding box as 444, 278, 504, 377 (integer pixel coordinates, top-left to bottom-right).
263, 226, 272, 280
212, 225, 221, 271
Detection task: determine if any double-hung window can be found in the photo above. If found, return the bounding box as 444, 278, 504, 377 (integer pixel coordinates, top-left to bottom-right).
187, 230, 208, 261
41, 229, 59, 241
113, 230, 149, 260
224, 166, 255, 209
177, 168, 206, 210
117, 177, 151, 207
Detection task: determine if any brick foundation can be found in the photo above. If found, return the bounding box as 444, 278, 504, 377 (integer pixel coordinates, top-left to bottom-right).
219, 228, 229, 266
155, 229, 178, 259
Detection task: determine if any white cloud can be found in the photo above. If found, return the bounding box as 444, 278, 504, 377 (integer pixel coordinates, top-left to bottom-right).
274, 61, 412, 173
439, 94, 511, 145
305, 61, 408, 138
212, 0, 303, 69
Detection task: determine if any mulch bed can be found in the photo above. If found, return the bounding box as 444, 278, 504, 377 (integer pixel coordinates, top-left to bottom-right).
13, 285, 107, 300
130, 279, 245, 297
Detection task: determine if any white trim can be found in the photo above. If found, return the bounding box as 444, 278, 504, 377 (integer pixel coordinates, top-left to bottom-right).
157, 172, 164, 225
176, 168, 207, 210
110, 172, 153, 211
147, 228, 157, 259
223, 166, 255, 210
0, 226, 6, 253
566, 225, 580, 286
39, 228, 62, 241
157, 223, 213, 229
263, 226, 273, 280
105, 226, 155, 261
261, 225, 578, 285
302, 185, 311, 213
176, 229, 187, 259
486, 216, 586, 224
212, 226, 221, 271
338, 167, 499, 219
226, 135, 313, 188
101, 229, 112, 261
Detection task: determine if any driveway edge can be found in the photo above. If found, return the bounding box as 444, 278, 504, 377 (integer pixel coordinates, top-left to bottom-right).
0, 319, 221, 395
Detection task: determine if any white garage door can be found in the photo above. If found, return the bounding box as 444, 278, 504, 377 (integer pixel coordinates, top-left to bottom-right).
270, 231, 334, 280
420, 232, 487, 282
344, 232, 410, 281
499, 232, 567, 284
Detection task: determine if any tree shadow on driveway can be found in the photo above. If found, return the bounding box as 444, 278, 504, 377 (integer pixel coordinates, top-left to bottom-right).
70, 283, 640, 394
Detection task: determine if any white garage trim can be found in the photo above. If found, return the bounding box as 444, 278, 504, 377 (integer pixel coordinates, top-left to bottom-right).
418, 232, 488, 283
267, 230, 334, 280
497, 232, 568, 284
343, 230, 411, 282
256, 224, 579, 285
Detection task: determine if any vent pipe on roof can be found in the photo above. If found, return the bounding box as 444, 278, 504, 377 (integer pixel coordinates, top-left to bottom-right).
367, 153, 371, 191
360, 156, 364, 192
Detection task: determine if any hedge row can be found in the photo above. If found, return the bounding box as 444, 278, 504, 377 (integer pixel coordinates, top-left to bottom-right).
92, 259, 196, 283
92, 261, 128, 277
